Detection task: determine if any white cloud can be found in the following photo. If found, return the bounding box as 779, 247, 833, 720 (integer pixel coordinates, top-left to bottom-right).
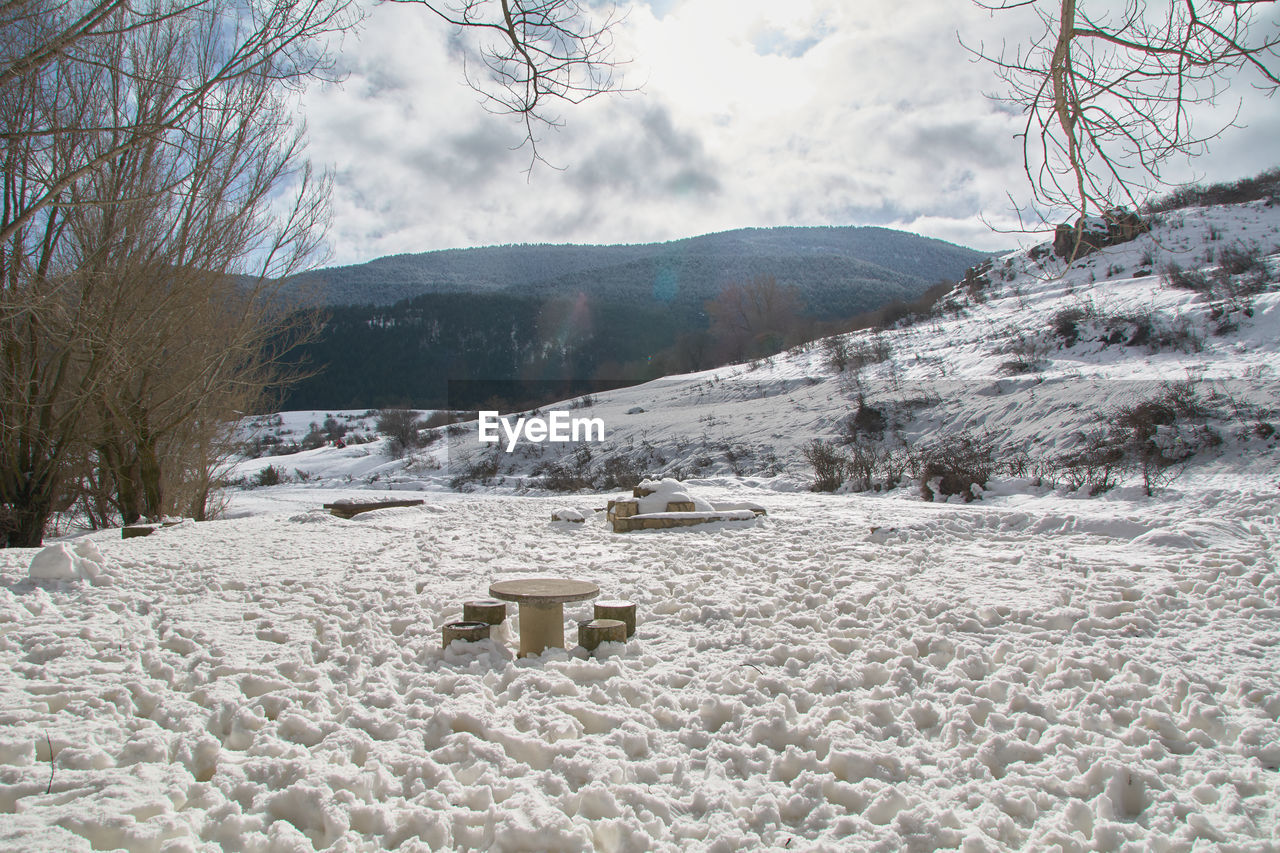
298, 0, 1280, 266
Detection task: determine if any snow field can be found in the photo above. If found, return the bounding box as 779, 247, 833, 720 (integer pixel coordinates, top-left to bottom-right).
2, 484, 1279, 851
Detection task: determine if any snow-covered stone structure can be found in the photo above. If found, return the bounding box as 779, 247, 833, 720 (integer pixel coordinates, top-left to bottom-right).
606, 478, 765, 532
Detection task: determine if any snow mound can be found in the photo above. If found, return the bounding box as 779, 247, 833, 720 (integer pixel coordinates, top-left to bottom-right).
634, 478, 715, 513
28, 541, 106, 583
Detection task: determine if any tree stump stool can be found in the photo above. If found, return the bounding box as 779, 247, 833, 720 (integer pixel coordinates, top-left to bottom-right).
463, 599, 507, 625
578, 618, 626, 653
594, 600, 636, 637
442, 621, 490, 648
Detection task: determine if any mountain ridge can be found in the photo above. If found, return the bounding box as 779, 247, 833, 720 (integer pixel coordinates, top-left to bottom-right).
286, 224, 993, 309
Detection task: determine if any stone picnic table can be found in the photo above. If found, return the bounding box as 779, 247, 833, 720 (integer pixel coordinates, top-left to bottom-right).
488, 577, 600, 657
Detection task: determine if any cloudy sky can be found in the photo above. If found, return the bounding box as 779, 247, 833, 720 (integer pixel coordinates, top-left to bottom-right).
300, 0, 1280, 266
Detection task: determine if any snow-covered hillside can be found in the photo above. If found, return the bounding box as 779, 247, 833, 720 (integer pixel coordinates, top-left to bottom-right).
2, 197, 1278, 851
238, 196, 1280, 499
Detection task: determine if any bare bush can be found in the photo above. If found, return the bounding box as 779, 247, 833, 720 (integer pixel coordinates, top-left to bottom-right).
822, 335, 892, 375
802, 440, 847, 492
1055, 434, 1128, 495
1052, 306, 1093, 347
1217, 242, 1266, 277
1146, 168, 1280, 212
822, 336, 853, 373
999, 332, 1053, 374
914, 433, 996, 502
844, 396, 888, 441
449, 453, 501, 490
377, 409, 427, 458
1162, 261, 1213, 293
1057, 381, 1213, 496
845, 439, 888, 493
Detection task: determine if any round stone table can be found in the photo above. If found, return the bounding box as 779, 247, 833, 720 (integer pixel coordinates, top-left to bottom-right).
489, 577, 600, 657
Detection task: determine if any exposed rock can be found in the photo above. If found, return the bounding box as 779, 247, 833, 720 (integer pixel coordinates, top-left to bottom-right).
1054, 209, 1150, 260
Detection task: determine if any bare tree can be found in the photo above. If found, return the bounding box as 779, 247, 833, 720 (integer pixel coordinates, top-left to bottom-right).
968, 0, 1280, 223
706, 276, 803, 362
1, 0, 626, 545
0, 0, 355, 250
0, 0, 338, 544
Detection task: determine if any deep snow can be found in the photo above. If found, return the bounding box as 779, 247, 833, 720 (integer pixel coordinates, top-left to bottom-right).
3, 485, 1279, 851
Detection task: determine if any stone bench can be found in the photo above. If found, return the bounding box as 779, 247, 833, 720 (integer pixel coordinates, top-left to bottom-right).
323, 498, 424, 519
609, 508, 761, 533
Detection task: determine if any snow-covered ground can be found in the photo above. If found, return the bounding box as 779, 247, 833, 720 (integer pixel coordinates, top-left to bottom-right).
3, 484, 1279, 850
2, 197, 1279, 851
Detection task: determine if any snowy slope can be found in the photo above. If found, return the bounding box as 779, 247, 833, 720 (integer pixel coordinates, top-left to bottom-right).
1, 198, 1279, 851
238, 197, 1280, 497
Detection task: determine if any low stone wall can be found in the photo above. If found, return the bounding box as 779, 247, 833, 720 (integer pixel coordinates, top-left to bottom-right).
611, 509, 762, 533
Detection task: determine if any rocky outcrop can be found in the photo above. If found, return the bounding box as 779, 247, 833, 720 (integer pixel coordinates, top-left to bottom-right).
1054, 209, 1149, 260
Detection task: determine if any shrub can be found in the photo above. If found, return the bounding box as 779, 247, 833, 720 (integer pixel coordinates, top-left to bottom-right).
1059, 382, 1210, 496
539, 459, 593, 491
300, 424, 326, 451
845, 439, 888, 492
1145, 167, 1280, 212
1000, 331, 1052, 372
823, 335, 892, 374
255, 465, 283, 487
1052, 306, 1092, 347
377, 408, 426, 458
598, 454, 645, 490
421, 410, 470, 431
1057, 305, 1200, 353
535, 447, 594, 491
1054, 434, 1126, 495
846, 395, 887, 440
1217, 242, 1265, 276
822, 336, 852, 373
322, 416, 348, 442
1000, 359, 1042, 375
802, 440, 846, 492
1108, 400, 1190, 496
915, 433, 995, 501
449, 453, 500, 490
1161, 261, 1212, 292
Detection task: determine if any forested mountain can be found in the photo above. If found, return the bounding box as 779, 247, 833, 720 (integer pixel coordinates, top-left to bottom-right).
287, 226, 988, 312
279, 226, 991, 409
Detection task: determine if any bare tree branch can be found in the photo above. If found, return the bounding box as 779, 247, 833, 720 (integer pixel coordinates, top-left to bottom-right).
389, 0, 629, 171
965, 0, 1280, 224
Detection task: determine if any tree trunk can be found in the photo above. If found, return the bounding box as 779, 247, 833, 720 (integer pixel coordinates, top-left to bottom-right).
99, 442, 143, 525
1, 473, 57, 548
138, 435, 164, 520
